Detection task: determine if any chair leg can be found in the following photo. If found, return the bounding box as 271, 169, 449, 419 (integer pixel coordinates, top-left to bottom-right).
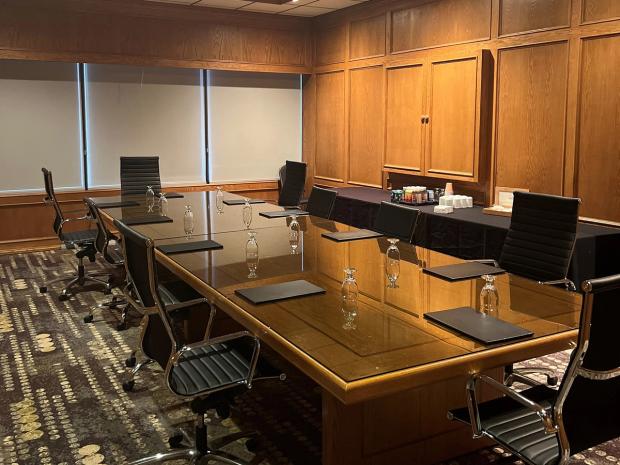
128, 448, 200, 465
122, 358, 154, 392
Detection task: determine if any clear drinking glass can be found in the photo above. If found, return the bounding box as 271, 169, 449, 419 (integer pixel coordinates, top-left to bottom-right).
146, 185, 155, 212
385, 238, 400, 288
479, 274, 499, 316
216, 186, 224, 214
246, 231, 259, 278
183, 205, 194, 239
289, 215, 300, 254
242, 198, 252, 229
158, 193, 168, 216
341, 267, 358, 315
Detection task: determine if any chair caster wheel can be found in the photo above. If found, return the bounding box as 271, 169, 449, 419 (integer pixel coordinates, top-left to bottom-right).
103, 288, 112, 295
122, 380, 135, 392
39, 286, 47, 293
216, 404, 230, 419
116, 321, 127, 331
58, 294, 70, 302
547, 376, 558, 386
83, 314, 94, 323
125, 356, 136, 368
168, 433, 184, 449
245, 438, 258, 453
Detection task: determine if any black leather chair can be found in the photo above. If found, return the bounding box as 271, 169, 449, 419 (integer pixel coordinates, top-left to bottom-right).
306, 186, 337, 219
39, 168, 110, 301
373, 201, 420, 243
120, 156, 161, 197
83, 198, 129, 328
477, 192, 580, 386
449, 273, 620, 465
278, 160, 307, 207
114, 219, 283, 465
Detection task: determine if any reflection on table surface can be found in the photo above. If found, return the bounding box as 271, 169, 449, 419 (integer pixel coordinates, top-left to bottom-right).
153, 216, 582, 384
91, 191, 332, 239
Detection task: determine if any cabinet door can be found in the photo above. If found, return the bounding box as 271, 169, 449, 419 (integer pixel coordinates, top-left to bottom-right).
425, 53, 483, 181
385, 63, 426, 174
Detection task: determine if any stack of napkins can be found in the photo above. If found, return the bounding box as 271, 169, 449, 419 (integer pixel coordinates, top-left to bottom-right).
434, 205, 454, 214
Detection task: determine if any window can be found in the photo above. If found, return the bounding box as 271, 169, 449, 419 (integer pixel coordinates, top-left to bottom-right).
207, 71, 302, 183
0, 60, 83, 193
84, 64, 206, 188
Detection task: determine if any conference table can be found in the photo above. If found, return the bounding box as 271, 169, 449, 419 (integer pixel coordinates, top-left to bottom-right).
92, 190, 582, 465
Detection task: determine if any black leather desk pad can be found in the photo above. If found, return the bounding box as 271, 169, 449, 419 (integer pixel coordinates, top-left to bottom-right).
157, 240, 223, 255
93, 200, 140, 208
223, 199, 265, 206
123, 215, 173, 226
259, 209, 308, 219
423, 262, 505, 282
235, 280, 325, 305
163, 192, 184, 199
424, 307, 533, 345
322, 229, 383, 242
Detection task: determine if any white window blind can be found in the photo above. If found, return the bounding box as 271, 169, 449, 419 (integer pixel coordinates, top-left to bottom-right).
0, 60, 83, 193
84, 64, 205, 188
207, 71, 302, 183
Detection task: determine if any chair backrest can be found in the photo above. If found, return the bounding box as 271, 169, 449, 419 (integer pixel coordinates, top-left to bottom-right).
554, 274, 620, 457
373, 201, 420, 243
114, 219, 183, 359
120, 156, 161, 197
41, 168, 64, 236
499, 192, 579, 282
306, 186, 337, 219
278, 160, 307, 207
85, 198, 114, 262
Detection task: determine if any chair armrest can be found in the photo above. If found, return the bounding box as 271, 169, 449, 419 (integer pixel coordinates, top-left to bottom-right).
467, 374, 557, 437
541, 278, 576, 292
174, 331, 261, 387
164, 297, 210, 314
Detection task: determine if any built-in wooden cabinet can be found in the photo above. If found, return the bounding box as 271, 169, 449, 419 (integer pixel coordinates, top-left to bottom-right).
384, 50, 492, 183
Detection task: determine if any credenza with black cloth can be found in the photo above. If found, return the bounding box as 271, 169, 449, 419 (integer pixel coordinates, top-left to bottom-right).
331, 186, 620, 284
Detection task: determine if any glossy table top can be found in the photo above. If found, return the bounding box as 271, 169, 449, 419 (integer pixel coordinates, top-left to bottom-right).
154, 219, 582, 387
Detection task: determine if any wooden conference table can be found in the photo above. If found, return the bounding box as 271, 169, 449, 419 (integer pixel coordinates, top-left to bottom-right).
93, 191, 582, 465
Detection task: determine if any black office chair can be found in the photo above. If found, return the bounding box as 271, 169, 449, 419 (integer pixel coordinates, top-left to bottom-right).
83, 198, 129, 328
39, 168, 110, 301
278, 160, 307, 207
449, 273, 620, 465
373, 201, 420, 243
120, 156, 161, 197
114, 220, 283, 465
306, 186, 337, 219
476, 192, 580, 386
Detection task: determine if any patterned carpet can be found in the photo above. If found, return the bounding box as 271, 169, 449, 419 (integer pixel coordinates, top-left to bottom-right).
0, 248, 617, 465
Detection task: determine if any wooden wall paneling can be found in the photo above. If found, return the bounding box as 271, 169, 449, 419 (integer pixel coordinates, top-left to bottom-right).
348, 66, 384, 188
0, 0, 312, 73
575, 33, 620, 221
316, 25, 347, 65
499, 0, 571, 36
302, 74, 317, 194
390, 0, 492, 53
424, 52, 482, 181
581, 0, 620, 24
315, 71, 346, 183
494, 41, 569, 195
349, 14, 386, 60
385, 62, 426, 173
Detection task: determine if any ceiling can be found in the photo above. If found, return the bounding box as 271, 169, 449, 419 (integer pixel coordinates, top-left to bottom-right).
146, 0, 369, 17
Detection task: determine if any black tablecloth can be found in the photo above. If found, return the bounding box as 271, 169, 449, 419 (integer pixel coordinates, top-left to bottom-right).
332, 187, 620, 284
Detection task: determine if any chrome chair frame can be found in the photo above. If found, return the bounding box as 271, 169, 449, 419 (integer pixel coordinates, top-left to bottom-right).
461, 276, 620, 465
120, 227, 277, 465
40, 168, 110, 300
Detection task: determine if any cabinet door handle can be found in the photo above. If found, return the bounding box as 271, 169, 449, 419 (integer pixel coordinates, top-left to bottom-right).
421, 115, 430, 124
421, 115, 426, 124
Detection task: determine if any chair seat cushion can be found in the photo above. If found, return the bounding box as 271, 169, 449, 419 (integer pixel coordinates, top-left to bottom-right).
450, 384, 560, 465
62, 229, 97, 245
169, 342, 251, 397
